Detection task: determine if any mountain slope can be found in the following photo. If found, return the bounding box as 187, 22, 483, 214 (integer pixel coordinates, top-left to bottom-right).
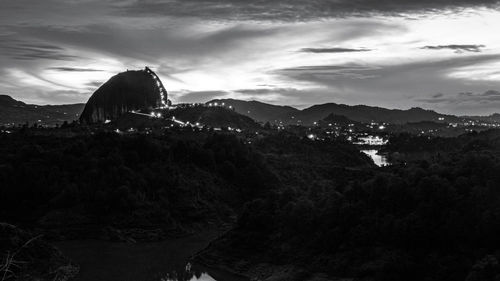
209, 99, 462, 125
294, 103, 461, 125
0, 95, 84, 126
465, 113, 500, 123
207, 99, 299, 123
169, 106, 261, 129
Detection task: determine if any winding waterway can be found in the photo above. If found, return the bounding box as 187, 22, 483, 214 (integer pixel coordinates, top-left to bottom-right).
56, 232, 248, 281
361, 149, 389, 167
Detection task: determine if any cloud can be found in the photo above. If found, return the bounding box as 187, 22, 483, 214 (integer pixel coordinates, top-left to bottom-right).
172, 87, 335, 106
1, 0, 500, 116
47, 67, 104, 72
117, 0, 500, 21
276, 54, 500, 109
235, 88, 301, 95
277, 64, 380, 80
421, 44, 485, 53
85, 81, 104, 88
7, 23, 282, 66
418, 90, 500, 105
278, 55, 500, 83
0, 41, 80, 61
299, 47, 372, 53
173, 90, 229, 103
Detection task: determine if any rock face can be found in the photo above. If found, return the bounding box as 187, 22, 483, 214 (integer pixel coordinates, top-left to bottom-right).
80, 68, 167, 124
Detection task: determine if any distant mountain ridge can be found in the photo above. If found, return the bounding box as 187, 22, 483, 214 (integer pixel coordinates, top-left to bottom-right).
1, 95, 497, 127
0, 95, 26, 107
0, 95, 84, 126
464, 113, 500, 124
208, 99, 465, 125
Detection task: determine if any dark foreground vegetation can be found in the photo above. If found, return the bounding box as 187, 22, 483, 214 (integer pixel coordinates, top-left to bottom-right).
0, 223, 78, 280
0, 130, 277, 240
199, 129, 500, 281
3, 127, 500, 281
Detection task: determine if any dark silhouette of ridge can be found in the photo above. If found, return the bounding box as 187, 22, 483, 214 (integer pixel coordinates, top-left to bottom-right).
320, 113, 359, 125
0, 95, 84, 126
208, 99, 299, 123
465, 113, 500, 123
0, 95, 495, 127
209, 99, 462, 125
169, 105, 261, 129
0, 95, 26, 107
293, 103, 461, 124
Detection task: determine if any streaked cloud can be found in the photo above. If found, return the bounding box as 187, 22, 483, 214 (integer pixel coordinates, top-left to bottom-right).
173, 90, 229, 103
421, 44, 485, 53
0, 41, 79, 61
47, 67, 104, 72
117, 0, 500, 21
299, 47, 372, 53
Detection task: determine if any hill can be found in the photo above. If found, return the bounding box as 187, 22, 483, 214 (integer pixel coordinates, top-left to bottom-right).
296, 104, 460, 125
207, 99, 299, 123
168, 105, 261, 129
112, 105, 261, 130
319, 113, 359, 126
465, 113, 500, 124
0, 95, 84, 126
209, 99, 461, 125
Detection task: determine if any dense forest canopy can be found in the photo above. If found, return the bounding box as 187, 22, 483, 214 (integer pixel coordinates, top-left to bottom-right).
0, 131, 278, 237
3, 126, 500, 280
199, 129, 500, 281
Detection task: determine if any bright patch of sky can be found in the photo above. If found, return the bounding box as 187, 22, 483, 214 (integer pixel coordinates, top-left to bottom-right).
1, 1, 500, 114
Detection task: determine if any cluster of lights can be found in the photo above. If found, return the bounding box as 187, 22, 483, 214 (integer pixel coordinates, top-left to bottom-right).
354, 135, 388, 146
150, 112, 162, 118
207, 102, 227, 107
144, 67, 169, 109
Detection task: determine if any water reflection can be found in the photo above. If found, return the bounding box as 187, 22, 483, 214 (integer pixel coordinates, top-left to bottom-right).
159, 263, 215, 281
362, 150, 389, 167
56, 237, 249, 281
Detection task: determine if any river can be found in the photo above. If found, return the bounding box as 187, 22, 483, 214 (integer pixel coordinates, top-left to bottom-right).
56, 232, 248, 281
361, 149, 389, 167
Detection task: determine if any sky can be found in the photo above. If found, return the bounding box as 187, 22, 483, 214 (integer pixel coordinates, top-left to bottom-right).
1, 0, 500, 115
